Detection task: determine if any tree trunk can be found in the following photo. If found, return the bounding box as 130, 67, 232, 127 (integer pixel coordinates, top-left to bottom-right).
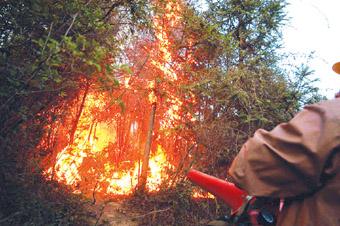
138, 102, 157, 192
69, 83, 90, 144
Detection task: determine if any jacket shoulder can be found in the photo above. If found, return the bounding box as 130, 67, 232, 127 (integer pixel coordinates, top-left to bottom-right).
304, 99, 340, 120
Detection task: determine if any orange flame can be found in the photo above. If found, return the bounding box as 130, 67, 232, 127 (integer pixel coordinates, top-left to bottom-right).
104, 145, 171, 195
40, 0, 198, 198
45, 111, 173, 196
148, 81, 157, 104
192, 189, 215, 199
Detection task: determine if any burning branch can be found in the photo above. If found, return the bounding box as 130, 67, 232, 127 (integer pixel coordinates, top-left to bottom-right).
138, 81, 157, 192
40, 0, 197, 198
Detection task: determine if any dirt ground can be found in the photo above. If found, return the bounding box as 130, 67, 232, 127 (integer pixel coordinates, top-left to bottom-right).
89, 201, 141, 226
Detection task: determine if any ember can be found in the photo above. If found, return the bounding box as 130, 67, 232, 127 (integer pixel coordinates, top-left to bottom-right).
192, 189, 215, 199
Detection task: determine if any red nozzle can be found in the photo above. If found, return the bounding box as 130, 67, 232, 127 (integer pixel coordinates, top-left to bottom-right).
187, 169, 246, 211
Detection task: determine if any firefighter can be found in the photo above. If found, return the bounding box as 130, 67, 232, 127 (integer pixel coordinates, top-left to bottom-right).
228, 62, 340, 225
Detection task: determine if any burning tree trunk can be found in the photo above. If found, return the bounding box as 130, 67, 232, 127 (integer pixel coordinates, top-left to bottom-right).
40, 0, 198, 197
69, 83, 90, 144
138, 102, 156, 192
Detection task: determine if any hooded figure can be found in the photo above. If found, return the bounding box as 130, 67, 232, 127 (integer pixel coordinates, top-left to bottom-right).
229, 63, 340, 226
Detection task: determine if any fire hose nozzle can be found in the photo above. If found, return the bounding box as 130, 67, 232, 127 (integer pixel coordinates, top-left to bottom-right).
187, 169, 246, 212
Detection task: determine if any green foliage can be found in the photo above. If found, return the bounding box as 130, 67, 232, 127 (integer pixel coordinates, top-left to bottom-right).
286, 64, 326, 109
189, 67, 295, 171
205, 0, 287, 66
0, 175, 93, 226
0, 0, 325, 225
0, 0, 150, 224
185, 0, 324, 175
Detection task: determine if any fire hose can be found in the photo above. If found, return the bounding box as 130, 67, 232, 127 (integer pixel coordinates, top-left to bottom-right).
187, 169, 277, 226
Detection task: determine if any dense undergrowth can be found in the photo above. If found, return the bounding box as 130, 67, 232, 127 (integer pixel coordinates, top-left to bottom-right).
0, 174, 92, 225
0, 0, 324, 225
126, 183, 229, 226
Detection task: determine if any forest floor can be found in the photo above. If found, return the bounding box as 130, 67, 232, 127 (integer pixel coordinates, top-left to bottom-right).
88, 201, 141, 226
84, 193, 219, 226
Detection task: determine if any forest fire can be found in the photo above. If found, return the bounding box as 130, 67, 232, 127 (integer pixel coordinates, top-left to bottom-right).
43, 92, 175, 196
3, 0, 312, 224
40, 0, 196, 198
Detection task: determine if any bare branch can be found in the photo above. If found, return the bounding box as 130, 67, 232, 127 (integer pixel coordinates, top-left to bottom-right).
101, 0, 126, 21
131, 207, 171, 219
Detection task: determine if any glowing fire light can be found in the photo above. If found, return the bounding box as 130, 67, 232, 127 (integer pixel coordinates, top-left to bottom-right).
192, 189, 215, 199
42, 91, 176, 196
148, 81, 157, 104
45, 118, 173, 195
41, 0, 198, 198
104, 145, 171, 195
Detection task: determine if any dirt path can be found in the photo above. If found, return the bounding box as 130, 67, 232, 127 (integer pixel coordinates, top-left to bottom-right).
89, 201, 140, 226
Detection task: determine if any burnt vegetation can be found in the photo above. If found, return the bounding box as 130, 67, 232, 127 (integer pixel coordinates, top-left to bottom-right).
0, 0, 324, 225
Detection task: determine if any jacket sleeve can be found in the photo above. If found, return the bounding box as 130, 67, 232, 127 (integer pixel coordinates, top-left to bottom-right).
228, 101, 340, 198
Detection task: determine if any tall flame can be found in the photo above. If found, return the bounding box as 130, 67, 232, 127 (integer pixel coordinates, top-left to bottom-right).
40, 0, 197, 198
43, 92, 174, 196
